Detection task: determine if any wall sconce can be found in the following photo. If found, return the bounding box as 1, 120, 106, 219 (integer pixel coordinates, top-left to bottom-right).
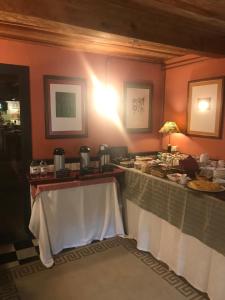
159, 121, 180, 152
197, 97, 211, 112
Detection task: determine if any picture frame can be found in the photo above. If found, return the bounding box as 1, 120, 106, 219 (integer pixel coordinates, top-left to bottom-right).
124, 82, 152, 133
44, 75, 87, 139
187, 77, 224, 138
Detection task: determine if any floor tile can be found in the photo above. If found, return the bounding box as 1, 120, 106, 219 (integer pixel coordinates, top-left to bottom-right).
14, 240, 33, 250
0, 243, 15, 255
16, 247, 38, 260
19, 256, 39, 265
0, 252, 17, 264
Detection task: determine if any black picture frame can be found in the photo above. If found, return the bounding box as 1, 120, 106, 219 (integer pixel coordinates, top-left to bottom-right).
44, 75, 87, 139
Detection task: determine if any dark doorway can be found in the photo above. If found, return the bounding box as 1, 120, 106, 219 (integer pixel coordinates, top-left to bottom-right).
0, 64, 32, 243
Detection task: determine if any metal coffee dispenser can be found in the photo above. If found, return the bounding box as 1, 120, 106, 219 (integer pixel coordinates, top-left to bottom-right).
99, 144, 112, 172
80, 146, 91, 173
54, 148, 65, 171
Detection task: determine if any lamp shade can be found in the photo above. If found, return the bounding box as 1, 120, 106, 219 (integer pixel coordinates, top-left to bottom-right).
159, 121, 180, 134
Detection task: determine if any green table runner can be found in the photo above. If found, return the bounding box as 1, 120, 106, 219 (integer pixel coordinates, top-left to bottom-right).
123, 168, 225, 257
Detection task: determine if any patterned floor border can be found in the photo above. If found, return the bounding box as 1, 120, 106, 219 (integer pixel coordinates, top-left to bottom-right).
0, 237, 209, 300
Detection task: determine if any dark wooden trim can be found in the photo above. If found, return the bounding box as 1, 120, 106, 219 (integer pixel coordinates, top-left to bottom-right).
164, 55, 210, 70
0, 4, 225, 61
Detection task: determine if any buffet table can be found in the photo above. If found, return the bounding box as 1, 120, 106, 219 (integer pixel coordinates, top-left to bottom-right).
123, 168, 225, 300
29, 176, 124, 268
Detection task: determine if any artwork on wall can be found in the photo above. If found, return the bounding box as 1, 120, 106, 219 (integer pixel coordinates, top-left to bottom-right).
44, 75, 87, 138
124, 82, 152, 132
187, 77, 224, 138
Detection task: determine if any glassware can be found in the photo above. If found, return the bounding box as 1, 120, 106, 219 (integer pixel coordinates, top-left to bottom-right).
30, 160, 40, 178
40, 160, 48, 176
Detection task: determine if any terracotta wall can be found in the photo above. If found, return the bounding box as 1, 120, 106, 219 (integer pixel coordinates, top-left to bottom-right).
0, 39, 164, 158
164, 56, 225, 160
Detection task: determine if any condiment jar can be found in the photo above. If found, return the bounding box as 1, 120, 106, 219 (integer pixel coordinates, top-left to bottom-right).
30, 160, 40, 178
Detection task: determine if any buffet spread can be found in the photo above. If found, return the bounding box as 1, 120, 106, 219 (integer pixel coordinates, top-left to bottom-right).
119, 151, 225, 193
122, 168, 225, 257
120, 158, 225, 300
27, 147, 225, 299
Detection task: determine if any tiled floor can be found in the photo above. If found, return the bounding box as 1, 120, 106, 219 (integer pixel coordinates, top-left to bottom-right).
0, 239, 40, 268
0, 239, 100, 269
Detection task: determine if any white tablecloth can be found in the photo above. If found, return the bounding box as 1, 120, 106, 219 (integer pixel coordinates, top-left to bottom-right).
126, 199, 225, 300
29, 180, 124, 267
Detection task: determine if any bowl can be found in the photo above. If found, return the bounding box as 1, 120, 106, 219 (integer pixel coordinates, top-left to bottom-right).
167, 173, 182, 182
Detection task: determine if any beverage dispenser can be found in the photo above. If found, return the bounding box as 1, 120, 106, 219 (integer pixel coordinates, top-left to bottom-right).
53, 148, 65, 171
80, 146, 91, 173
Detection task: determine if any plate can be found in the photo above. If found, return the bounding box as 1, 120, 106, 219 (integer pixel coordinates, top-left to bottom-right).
187, 181, 225, 193
167, 173, 182, 182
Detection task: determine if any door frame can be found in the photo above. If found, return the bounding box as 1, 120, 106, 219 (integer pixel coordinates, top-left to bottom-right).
0, 63, 32, 239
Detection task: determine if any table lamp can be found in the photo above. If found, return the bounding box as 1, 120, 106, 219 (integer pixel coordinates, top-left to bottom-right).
159, 121, 180, 152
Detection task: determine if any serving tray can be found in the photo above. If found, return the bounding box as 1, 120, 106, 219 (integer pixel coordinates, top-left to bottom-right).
187, 181, 225, 193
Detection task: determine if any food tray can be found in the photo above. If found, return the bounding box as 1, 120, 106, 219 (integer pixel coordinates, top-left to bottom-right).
187, 180, 225, 193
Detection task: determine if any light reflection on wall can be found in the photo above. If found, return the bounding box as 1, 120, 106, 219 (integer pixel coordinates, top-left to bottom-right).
93, 82, 119, 123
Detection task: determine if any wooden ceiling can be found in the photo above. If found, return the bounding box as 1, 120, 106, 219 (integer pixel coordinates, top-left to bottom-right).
0, 0, 224, 63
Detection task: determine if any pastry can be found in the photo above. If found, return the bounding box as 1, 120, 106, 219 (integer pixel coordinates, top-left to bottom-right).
188, 180, 221, 192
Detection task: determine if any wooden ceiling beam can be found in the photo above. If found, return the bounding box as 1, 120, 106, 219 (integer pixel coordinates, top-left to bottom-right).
0, 10, 190, 62
0, 0, 224, 56
0, 0, 224, 61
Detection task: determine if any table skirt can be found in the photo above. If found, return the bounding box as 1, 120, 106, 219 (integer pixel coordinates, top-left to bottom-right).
126, 199, 225, 300
29, 181, 124, 267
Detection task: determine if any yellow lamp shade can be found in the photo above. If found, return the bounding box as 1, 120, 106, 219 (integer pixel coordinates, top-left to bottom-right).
159, 121, 180, 134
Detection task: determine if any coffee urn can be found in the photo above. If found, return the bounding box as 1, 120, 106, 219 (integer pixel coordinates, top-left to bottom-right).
54, 148, 65, 171
99, 144, 111, 172
80, 146, 91, 172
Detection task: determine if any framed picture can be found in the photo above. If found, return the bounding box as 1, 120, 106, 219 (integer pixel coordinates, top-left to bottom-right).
44, 75, 87, 138
187, 77, 224, 138
124, 82, 152, 132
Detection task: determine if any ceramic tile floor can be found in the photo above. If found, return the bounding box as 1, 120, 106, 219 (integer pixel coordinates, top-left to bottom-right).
0, 239, 40, 269
0, 239, 101, 269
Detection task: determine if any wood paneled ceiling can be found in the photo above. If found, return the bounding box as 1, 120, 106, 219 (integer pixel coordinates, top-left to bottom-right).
0, 0, 224, 63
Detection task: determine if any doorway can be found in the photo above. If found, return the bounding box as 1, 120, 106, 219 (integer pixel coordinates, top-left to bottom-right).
0, 64, 32, 243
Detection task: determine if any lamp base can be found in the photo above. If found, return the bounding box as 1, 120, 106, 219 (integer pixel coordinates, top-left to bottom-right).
167, 144, 172, 153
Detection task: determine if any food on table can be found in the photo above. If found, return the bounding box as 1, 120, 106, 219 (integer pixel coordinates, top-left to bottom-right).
195, 174, 208, 181
120, 160, 134, 168
179, 155, 199, 177
188, 180, 222, 192
167, 173, 182, 182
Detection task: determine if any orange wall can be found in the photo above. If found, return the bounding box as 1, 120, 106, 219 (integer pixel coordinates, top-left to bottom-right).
0, 39, 164, 158
164, 56, 225, 159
